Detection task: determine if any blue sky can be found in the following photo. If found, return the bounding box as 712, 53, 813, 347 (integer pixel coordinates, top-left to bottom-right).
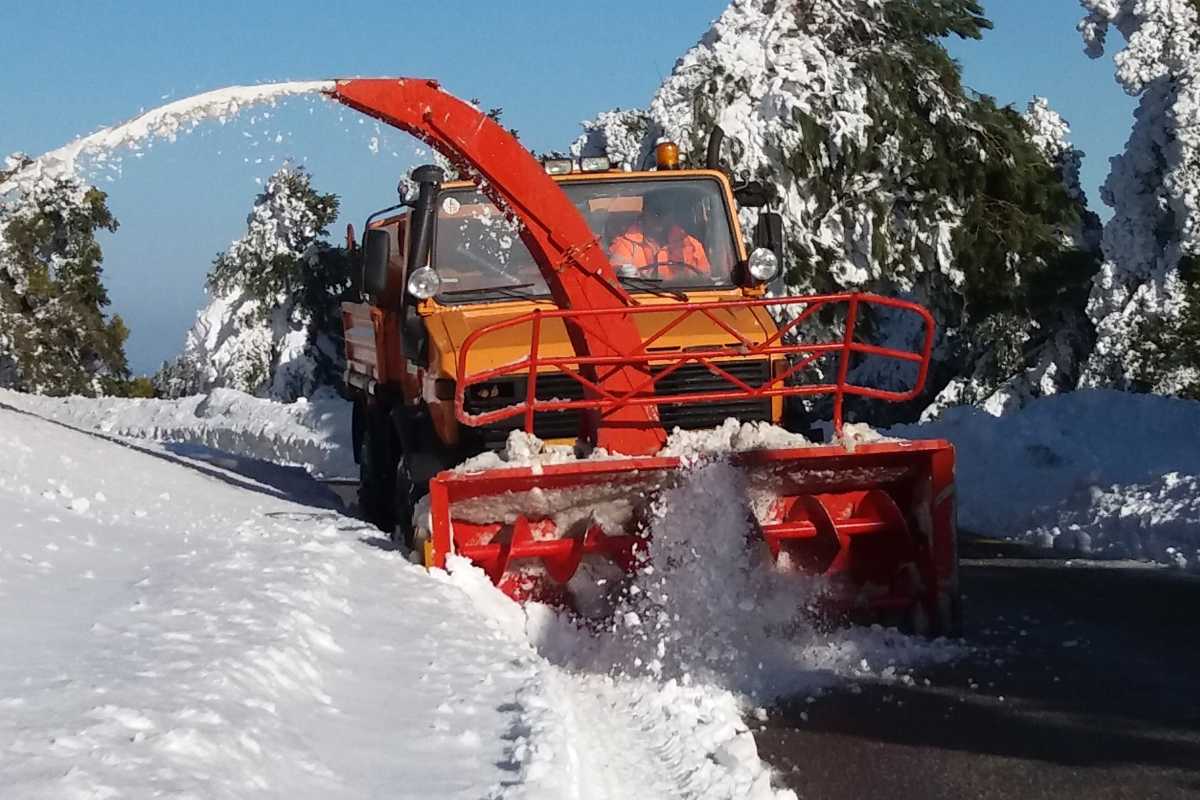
1, 1, 1133, 375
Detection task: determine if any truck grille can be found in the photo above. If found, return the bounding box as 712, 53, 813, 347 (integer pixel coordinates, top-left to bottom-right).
463, 360, 772, 450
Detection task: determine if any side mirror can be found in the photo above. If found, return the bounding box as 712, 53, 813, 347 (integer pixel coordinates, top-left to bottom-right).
752, 211, 785, 280
734, 181, 773, 208
362, 229, 391, 297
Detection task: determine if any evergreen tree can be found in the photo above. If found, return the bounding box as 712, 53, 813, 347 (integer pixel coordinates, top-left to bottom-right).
0, 153, 130, 396
1078, 0, 1200, 396
1159, 255, 1200, 399
575, 0, 1100, 421
157, 165, 350, 401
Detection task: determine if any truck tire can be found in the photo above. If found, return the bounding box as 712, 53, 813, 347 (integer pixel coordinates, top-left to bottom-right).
358, 403, 398, 533
934, 589, 964, 639
393, 456, 418, 548
391, 409, 451, 549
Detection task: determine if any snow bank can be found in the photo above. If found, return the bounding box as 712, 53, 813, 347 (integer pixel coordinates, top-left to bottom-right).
0, 386, 354, 478
893, 390, 1200, 568
0, 403, 553, 799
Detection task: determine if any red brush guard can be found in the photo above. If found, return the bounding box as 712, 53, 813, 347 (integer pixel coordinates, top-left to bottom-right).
430, 293, 957, 629
454, 292, 935, 434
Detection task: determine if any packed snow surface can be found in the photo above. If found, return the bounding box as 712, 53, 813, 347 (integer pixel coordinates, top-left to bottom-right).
893, 390, 1200, 569
0, 401, 960, 799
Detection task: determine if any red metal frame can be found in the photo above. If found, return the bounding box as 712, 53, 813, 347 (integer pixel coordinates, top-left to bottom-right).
455, 292, 935, 438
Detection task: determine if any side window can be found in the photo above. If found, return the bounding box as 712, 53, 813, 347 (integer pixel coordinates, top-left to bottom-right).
371, 217, 410, 308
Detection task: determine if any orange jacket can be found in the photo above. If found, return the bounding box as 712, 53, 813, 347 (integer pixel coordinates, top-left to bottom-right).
609, 223, 711, 280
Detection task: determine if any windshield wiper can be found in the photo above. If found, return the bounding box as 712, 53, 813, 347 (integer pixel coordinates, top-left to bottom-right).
617, 275, 688, 301
440, 282, 539, 300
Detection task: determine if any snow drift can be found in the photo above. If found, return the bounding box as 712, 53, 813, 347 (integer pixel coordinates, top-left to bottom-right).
893, 390, 1200, 569
0, 386, 355, 479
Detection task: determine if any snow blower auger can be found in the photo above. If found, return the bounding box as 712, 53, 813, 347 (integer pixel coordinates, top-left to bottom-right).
330, 78, 960, 635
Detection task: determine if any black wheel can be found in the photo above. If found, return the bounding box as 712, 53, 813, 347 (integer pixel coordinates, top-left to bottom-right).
880, 592, 960, 638
934, 589, 964, 639
357, 402, 398, 533
393, 455, 417, 547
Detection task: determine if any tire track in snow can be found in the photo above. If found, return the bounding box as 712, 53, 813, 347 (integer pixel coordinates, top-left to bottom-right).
447, 558, 792, 800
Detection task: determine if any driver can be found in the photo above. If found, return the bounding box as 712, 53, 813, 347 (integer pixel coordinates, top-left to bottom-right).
609, 190, 711, 280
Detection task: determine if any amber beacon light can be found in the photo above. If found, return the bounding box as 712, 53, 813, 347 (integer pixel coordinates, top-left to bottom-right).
655, 140, 681, 170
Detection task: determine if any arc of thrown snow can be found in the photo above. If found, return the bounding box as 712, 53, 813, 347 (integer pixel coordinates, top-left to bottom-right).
0, 80, 337, 197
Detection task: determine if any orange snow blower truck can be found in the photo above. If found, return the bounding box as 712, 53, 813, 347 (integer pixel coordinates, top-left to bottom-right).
330, 79, 959, 634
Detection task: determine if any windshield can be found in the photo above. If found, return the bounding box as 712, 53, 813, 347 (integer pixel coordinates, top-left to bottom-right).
432, 177, 738, 302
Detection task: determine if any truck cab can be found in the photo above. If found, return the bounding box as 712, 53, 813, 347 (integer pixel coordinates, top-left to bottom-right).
342, 155, 786, 539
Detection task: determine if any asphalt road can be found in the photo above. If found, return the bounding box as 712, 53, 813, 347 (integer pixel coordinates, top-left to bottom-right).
756, 539, 1200, 800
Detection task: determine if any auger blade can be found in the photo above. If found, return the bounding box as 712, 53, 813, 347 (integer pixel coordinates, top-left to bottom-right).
419, 440, 957, 631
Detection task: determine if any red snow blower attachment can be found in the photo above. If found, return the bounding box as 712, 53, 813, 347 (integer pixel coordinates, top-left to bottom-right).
430, 294, 958, 632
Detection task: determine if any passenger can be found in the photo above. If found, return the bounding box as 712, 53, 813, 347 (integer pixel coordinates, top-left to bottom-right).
609, 191, 711, 281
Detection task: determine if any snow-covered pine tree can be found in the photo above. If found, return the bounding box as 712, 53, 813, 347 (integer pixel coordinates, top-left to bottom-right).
924, 97, 1105, 417
0, 152, 131, 396
157, 165, 350, 401
1078, 1, 1200, 398
575, 0, 1100, 421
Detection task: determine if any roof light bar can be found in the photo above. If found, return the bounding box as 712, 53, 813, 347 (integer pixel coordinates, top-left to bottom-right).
579, 156, 611, 173
543, 158, 574, 175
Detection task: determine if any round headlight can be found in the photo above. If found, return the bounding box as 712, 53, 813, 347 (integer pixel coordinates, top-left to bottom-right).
407, 266, 442, 299
748, 248, 780, 283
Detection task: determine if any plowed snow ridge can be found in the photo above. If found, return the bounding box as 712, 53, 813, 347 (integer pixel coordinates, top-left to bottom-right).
0, 387, 355, 479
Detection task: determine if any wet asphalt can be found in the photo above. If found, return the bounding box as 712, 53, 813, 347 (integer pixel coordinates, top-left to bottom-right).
755, 538, 1200, 800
